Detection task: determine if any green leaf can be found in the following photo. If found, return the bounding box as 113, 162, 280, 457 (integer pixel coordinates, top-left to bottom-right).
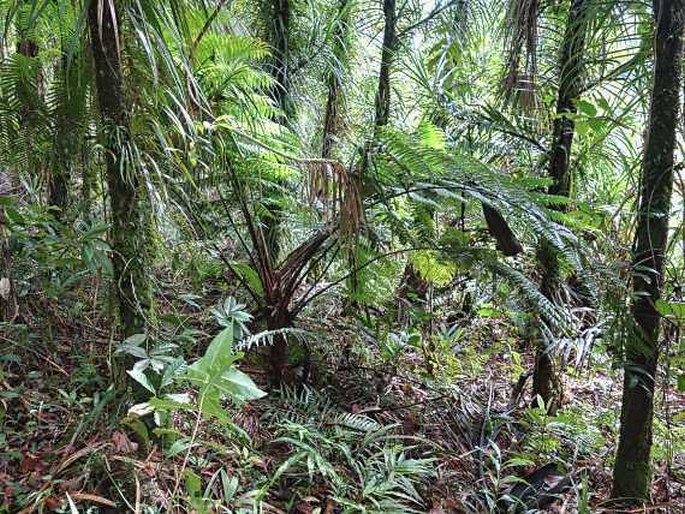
198, 326, 235, 372
4, 207, 25, 226
161, 357, 187, 389
656, 300, 685, 322
127, 368, 156, 395
218, 368, 266, 402
185, 470, 202, 498
230, 263, 264, 296
576, 99, 597, 117
167, 437, 193, 458
125, 334, 147, 346
128, 401, 155, 417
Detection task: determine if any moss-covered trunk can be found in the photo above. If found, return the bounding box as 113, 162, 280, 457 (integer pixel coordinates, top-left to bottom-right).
532, 0, 588, 411
612, 0, 683, 502
88, 0, 150, 337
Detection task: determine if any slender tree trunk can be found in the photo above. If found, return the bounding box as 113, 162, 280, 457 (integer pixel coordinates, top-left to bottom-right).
266, 304, 293, 386
374, 0, 396, 133
16, 2, 68, 213
532, 0, 588, 411
482, 204, 522, 256
0, 172, 17, 322
88, 0, 150, 337
261, 0, 291, 266
268, 0, 291, 120
612, 0, 684, 502
48, 56, 72, 212
262, 0, 292, 385
347, 0, 398, 305
261, 0, 292, 381
321, 0, 351, 159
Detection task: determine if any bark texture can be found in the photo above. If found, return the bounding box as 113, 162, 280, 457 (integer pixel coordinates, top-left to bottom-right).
612, 0, 684, 501
482, 204, 523, 257
374, 0, 397, 132
88, 0, 151, 337
321, 0, 351, 159
532, 0, 588, 411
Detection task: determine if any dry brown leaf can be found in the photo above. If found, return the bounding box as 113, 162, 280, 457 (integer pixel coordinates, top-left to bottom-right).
112, 430, 138, 454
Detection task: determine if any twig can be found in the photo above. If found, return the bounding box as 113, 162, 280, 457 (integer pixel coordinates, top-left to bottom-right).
189, 0, 229, 62
0, 334, 69, 376
398, 0, 461, 38
169, 402, 203, 506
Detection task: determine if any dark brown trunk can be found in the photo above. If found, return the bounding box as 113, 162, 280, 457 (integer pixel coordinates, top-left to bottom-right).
322, 72, 341, 158
88, 0, 150, 337
612, 0, 683, 502
16, 4, 67, 214
482, 204, 523, 256
374, 0, 397, 132
267, 305, 293, 386
532, 0, 588, 411
321, 0, 351, 159
48, 54, 73, 212
267, 0, 291, 120
348, 0, 397, 304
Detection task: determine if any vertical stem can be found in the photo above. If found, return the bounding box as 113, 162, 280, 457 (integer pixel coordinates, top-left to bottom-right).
321, 0, 352, 159
612, 0, 683, 502
261, 0, 292, 381
88, 0, 151, 337
532, 0, 588, 411
374, 0, 397, 133
0, 174, 18, 322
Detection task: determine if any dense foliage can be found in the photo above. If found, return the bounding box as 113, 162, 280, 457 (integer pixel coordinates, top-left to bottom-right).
0, 0, 683, 512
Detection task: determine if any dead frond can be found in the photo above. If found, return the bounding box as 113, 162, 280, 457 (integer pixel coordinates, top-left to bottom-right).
503, 0, 540, 113
302, 159, 364, 240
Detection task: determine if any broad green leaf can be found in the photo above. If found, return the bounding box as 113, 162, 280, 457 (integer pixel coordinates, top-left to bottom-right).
124, 333, 147, 346
127, 368, 156, 394
230, 263, 264, 296
218, 368, 266, 401
197, 325, 235, 373
167, 437, 194, 458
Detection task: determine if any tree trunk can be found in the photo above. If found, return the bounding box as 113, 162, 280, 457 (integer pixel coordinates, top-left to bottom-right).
48, 54, 74, 213
347, 0, 397, 306
16, 1, 69, 214
321, 0, 351, 159
88, 0, 150, 337
482, 204, 523, 256
265, 0, 291, 121
261, 0, 292, 380
266, 305, 293, 386
0, 173, 17, 322
532, 0, 588, 411
612, 0, 683, 502
374, 0, 397, 133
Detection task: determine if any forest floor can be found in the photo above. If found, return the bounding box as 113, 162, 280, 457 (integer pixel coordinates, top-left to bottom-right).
1, 283, 684, 513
